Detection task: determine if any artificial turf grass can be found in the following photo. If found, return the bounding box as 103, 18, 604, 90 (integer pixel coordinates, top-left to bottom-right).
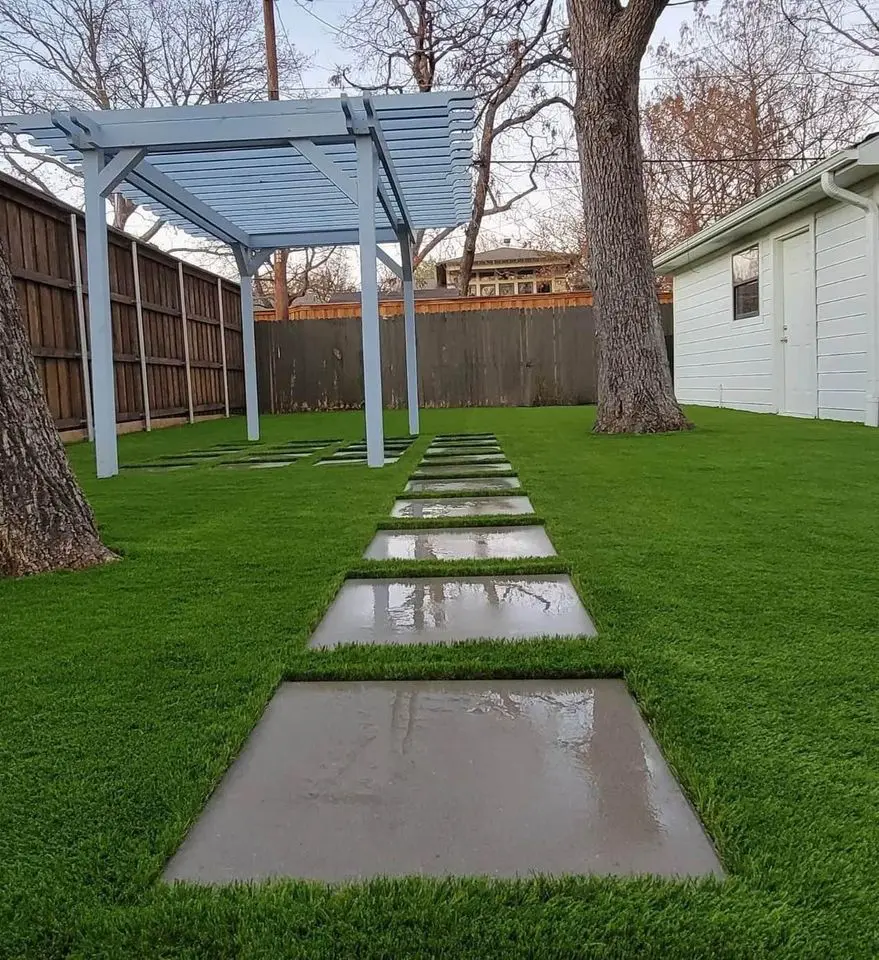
2, 406, 879, 958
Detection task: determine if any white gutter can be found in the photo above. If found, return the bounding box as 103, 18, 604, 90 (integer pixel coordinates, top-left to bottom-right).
654, 148, 859, 273
821, 171, 879, 427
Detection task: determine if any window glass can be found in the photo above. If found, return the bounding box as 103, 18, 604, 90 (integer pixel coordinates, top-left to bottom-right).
480, 284, 496, 296
732, 246, 759, 283
518, 281, 534, 294
732, 245, 760, 319
498, 282, 515, 295
536, 281, 552, 293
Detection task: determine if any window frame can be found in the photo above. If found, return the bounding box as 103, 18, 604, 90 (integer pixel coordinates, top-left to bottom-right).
731, 244, 760, 321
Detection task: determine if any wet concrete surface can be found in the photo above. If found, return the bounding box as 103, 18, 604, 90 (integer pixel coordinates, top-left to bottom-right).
390, 496, 535, 518
405, 477, 521, 492
426, 444, 502, 456
307, 574, 594, 648
163, 679, 723, 883
365, 526, 556, 560
318, 457, 399, 466
223, 460, 296, 469
418, 453, 508, 465
413, 463, 513, 477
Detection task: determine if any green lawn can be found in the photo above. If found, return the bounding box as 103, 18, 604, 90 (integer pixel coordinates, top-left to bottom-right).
1, 406, 877, 959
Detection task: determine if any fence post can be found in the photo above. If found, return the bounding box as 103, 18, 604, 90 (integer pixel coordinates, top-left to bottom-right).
69, 213, 94, 441
217, 277, 230, 417
131, 241, 151, 430
177, 261, 195, 423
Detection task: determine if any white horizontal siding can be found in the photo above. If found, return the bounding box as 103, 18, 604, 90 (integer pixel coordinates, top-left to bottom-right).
815, 197, 868, 422
673, 251, 775, 413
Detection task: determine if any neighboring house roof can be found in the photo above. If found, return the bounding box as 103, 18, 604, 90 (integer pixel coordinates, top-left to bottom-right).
440, 246, 577, 266
326, 287, 461, 303
654, 133, 879, 274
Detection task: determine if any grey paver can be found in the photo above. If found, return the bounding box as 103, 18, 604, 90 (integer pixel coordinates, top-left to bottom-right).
418, 453, 508, 465
307, 574, 594, 649
223, 460, 296, 469
413, 463, 514, 477
163, 679, 723, 883
405, 477, 521, 492
364, 526, 556, 560
390, 496, 535, 518
317, 456, 399, 466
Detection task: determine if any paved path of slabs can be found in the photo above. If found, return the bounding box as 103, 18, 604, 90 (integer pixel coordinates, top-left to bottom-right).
316, 436, 414, 466
165, 432, 722, 886
122, 438, 339, 472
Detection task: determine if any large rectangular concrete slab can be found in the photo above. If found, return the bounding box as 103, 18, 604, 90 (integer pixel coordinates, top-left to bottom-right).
405, 477, 521, 492
413, 463, 513, 477
307, 574, 594, 648
418, 453, 508, 465
390, 496, 535, 518
364, 526, 556, 560
163, 679, 723, 883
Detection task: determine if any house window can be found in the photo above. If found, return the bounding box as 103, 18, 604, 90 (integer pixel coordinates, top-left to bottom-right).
518, 281, 534, 294
498, 282, 515, 295
732, 246, 760, 320
536, 281, 552, 293
467, 285, 477, 296
480, 284, 496, 296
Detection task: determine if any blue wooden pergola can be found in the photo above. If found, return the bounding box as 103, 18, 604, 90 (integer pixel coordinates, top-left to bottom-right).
1, 93, 475, 477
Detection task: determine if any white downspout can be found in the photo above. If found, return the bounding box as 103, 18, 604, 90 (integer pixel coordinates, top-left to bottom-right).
820, 171, 879, 427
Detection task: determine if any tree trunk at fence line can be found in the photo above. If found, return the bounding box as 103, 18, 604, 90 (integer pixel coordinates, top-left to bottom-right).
0, 240, 117, 577
568, 0, 690, 434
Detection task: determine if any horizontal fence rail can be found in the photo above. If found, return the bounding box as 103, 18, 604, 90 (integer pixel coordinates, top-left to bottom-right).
257, 302, 675, 411
0, 171, 244, 436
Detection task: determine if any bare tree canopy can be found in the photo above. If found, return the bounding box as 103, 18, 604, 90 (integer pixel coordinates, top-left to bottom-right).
0, 0, 306, 232
644, 0, 869, 251
568, 0, 689, 433
0, 240, 115, 576
335, 0, 570, 290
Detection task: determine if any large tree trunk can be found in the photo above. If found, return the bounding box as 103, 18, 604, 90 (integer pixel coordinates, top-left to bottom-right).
568, 0, 690, 433
0, 241, 116, 577
274, 249, 290, 320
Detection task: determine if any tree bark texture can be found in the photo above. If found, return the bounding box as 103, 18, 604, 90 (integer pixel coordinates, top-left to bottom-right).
568, 0, 690, 433
0, 241, 116, 577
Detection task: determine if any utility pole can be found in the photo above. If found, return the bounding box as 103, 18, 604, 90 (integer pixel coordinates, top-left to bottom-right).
262, 0, 289, 319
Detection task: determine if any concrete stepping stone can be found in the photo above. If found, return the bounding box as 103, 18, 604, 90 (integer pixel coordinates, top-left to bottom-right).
413, 463, 513, 477
307, 574, 593, 649
364, 526, 556, 560
405, 477, 521, 493
317, 457, 399, 466
425, 447, 502, 458
161, 451, 222, 461
224, 460, 296, 470
163, 679, 722, 883
391, 496, 535, 518
122, 462, 193, 471
419, 453, 508, 465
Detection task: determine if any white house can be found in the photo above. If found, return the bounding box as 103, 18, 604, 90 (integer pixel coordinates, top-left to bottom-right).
655, 134, 879, 426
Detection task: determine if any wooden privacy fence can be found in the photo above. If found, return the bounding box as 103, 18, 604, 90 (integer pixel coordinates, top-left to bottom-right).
256, 300, 675, 411
0, 171, 244, 436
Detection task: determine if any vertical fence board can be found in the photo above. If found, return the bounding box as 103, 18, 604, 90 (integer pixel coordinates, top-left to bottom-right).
0, 170, 243, 433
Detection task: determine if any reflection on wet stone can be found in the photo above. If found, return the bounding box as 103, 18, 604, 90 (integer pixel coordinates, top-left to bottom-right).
162, 680, 723, 883
365, 526, 556, 560
307, 575, 594, 648
405, 477, 521, 492
391, 496, 535, 518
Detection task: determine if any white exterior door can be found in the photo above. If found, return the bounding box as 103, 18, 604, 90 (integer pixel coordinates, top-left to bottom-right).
779, 230, 817, 416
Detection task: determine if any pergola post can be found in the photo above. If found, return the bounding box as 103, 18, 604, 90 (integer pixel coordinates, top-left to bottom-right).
399, 228, 419, 435
356, 134, 385, 468
81, 149, 118, 479
238, 270, 260, 442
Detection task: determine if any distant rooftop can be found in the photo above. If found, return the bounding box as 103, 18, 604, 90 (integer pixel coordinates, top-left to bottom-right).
439, 246, 578, 266
327, 287, 461, 303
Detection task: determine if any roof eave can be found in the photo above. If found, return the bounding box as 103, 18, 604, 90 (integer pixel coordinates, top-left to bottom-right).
653, 148, 866, 274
